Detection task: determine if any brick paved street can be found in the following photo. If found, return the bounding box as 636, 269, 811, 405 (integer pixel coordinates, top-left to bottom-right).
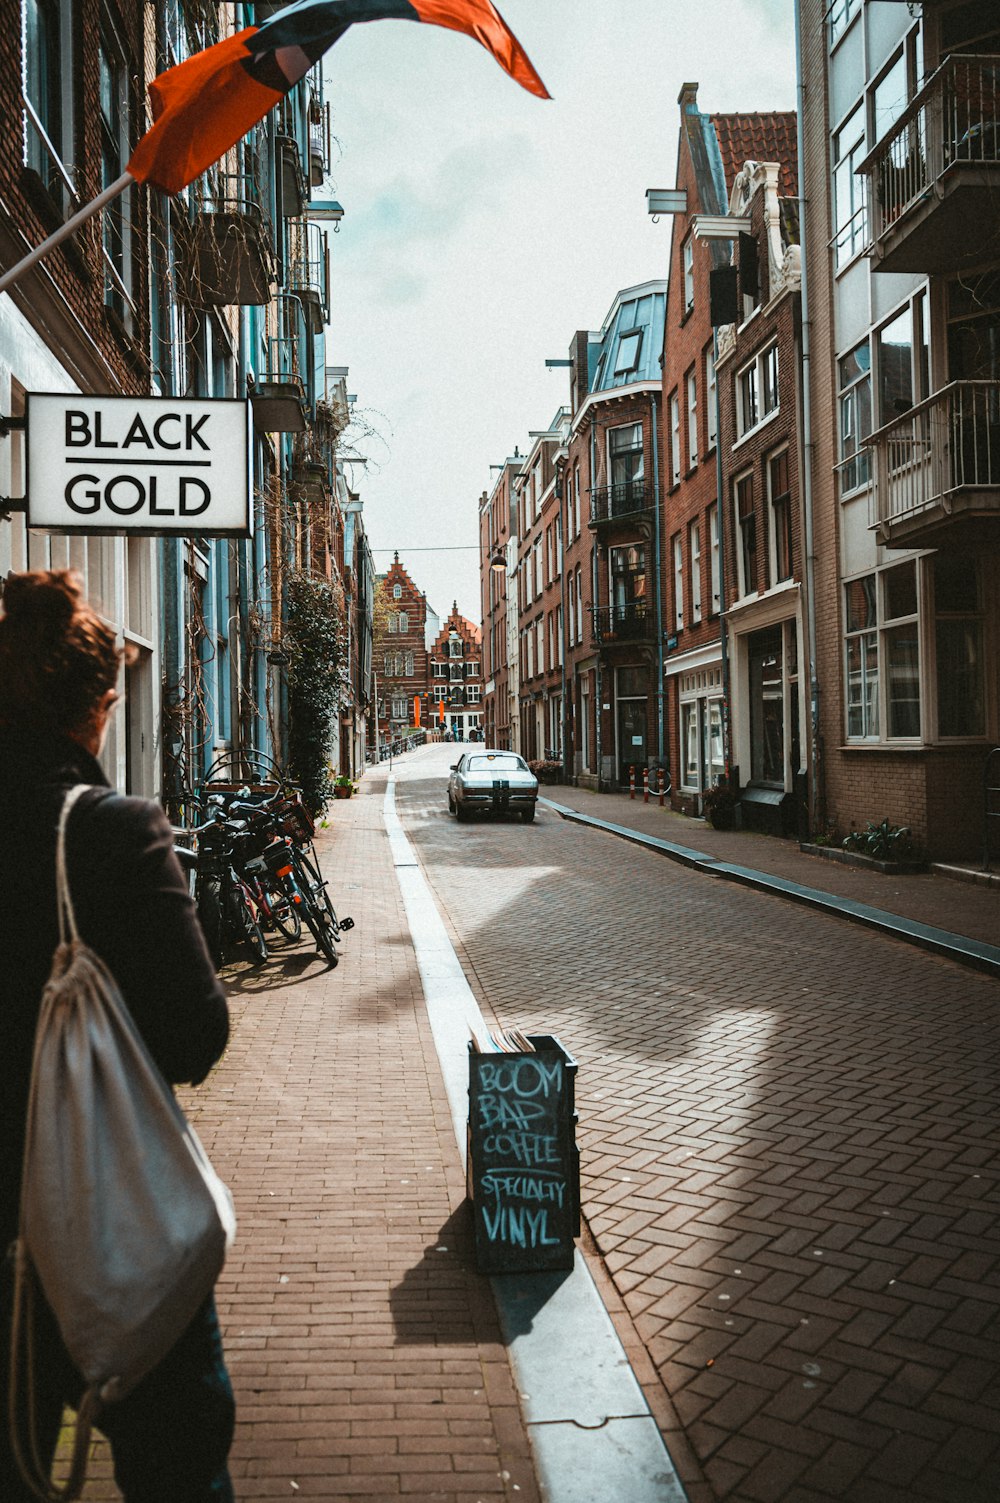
397, 745, 1000, 1503
68, 774, 539, 1502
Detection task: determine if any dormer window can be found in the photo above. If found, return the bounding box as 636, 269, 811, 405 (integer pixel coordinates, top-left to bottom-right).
614, 330, 642, 376
393, 583, 402, 599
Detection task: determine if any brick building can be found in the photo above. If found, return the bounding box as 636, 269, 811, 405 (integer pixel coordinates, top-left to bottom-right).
659, 86, 797, 819
558, 286, 667, 789
479, 455, 522, 749
428, 604, 483, 742
713, 158, 805, 836
512, 418, 566, 762
375, 553, 435, 740
0, 0, 158, 794
799, 0, 1000, 859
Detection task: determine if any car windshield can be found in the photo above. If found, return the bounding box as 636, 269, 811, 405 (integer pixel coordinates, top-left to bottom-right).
466, 754, 525, 772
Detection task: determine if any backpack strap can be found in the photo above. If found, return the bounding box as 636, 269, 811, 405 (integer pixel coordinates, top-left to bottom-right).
54, 785, 94, 948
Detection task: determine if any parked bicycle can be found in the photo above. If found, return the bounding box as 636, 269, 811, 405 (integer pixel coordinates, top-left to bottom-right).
180, 773, 352, 970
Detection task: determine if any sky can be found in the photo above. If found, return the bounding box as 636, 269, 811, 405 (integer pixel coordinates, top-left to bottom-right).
323, 0, 797, 623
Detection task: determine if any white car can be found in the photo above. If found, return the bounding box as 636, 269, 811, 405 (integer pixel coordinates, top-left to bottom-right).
447, 750, 539, 823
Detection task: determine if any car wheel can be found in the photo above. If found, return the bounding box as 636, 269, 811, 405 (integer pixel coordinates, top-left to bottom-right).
456, 803, 471, 822
522, 806, 536, 823
448, 792, 455, 812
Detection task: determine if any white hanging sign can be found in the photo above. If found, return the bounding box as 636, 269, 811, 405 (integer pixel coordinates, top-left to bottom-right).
25, 393, 252, 536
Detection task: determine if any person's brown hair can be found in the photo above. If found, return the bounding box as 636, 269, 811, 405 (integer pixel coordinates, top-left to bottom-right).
0, 570, 127, 736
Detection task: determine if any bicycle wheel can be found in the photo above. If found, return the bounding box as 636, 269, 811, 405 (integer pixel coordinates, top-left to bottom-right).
297, 886, 339, 966
227, 879, 268, 963
295, 847, 341, 938
196, 876, 224, 970
268, 882, 303, 941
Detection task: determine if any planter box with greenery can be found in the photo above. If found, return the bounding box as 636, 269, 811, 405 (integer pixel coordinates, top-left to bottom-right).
701, 779, 737, 830
801, 818, 926, 874
528, 760, 563, 785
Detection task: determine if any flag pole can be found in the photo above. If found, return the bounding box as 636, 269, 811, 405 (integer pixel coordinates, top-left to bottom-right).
0, 171, 134, 298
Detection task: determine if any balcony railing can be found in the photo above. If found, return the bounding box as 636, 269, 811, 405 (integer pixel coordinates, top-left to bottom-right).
182, 173, 274, 306
589, 479, 654, 526
858, 54, 1000, 274
592, 601, 653, 645
865, 381, 1000, 547
287, 219, 329, 333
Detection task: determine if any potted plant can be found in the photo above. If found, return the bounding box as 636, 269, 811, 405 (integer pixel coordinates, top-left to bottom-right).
701, 779, 737, 831
332, 774, 355, 799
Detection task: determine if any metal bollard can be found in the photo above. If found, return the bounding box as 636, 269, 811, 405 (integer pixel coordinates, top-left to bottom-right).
658, 767, 665, 807
643, 766, 649, 803
629, 765, 636, 800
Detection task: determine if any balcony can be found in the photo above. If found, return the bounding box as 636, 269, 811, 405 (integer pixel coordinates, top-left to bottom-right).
592, 601, 654, 646
250, 305, 309, 433
859, 54, 1000, 275
287, 219, 329, 335
866, 381, 1000, 550
589, 479, 654, 530
180, 175, 274, 306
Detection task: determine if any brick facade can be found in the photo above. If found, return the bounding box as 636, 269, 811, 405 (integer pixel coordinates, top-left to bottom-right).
375, 555, 431, 737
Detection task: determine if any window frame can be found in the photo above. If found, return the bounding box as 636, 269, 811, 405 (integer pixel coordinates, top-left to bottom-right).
735, 342, 780, 442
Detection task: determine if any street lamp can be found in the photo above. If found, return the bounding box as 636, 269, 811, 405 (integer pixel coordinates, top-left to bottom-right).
489, 548, 506, 572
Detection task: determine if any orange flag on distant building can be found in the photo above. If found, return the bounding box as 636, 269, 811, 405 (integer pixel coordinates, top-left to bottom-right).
127, 0, 549, 195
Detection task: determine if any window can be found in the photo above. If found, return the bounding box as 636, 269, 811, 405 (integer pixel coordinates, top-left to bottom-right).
838, 341, 871, 495
735, 344, 779, 439
768, 449, 793, 584
609, 423, 645, 507
687, 371, 698, 471
934, 556, 984, 738
833, 102, 867, 267
534, 538, 543, 598
467, 685, 481, 703
845, 575, 878, 738
392, 697, 407, 720
829, 0, 860, 44
574, 464, 581, 537
405, 652, 414, 676
669, 393, 681, 486
735, 472, 757, 597
99, 22, 135, 327
683, 237, 695, 314
614, 329, 642, 375
526, 627, 534, 678
673, 534, 683, 630
387, 613, 398, 633
449, 637, 463, 658
708, 503, 720, 614
576, 569, 583, 646
845, 561, 921, 740
689, 521, 702, 623
398, 612, 409, 631
23, 0, 74, 211
393, 584, 402, 599
433, 661, 447, 679
705, 346, 718, 452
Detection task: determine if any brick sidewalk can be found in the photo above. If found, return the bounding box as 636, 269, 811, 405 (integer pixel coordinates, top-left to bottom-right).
69, 778, 540, 1502
541, 784, 1000, 950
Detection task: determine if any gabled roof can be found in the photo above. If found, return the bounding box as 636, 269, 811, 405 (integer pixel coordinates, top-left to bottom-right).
712, 112, 798, 199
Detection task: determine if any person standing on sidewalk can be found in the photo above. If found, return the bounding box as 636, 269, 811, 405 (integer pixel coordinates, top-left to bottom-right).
0, 569, 235, 1503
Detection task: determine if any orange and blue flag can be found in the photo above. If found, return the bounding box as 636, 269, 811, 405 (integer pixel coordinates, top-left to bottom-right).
127, 0, 549, 195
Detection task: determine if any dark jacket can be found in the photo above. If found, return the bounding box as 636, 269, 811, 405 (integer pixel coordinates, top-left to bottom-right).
0, 724, 229, 1245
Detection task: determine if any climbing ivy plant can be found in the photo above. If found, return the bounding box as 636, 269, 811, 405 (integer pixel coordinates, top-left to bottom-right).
285, 570, 347, 815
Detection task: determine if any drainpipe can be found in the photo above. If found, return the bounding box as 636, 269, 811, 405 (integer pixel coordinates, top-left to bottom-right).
795, 0, 821, 832
651, 394, 665, 766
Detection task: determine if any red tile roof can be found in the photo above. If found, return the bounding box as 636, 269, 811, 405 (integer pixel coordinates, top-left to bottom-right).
712, 112, 798, 199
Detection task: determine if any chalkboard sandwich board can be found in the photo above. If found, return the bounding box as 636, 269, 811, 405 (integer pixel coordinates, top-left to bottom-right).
467, 1032, 579, 1275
